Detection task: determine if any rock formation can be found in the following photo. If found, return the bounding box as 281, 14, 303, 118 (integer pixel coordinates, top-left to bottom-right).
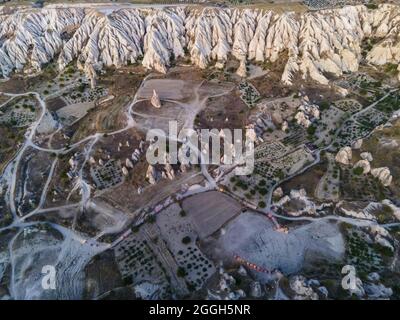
371, 167, 393, 186
125, 158, 134, 168
295, 111, 312, 128
335, 147, 352, 165
289, 276, 319, 300
360, 152, 373, 162
295, 104, 320, 128
236, 59, 247, 77
354, 159, 371, 174
150, 89, 161, 108
146, 165, 157, 185
336, 201, 376, 220
249, 281, 262, 298
382, 199, 400, 220
2, 5, 400, 85
273, 187, 283, 199
352, 138, 363, 149
281, 121, 288, 132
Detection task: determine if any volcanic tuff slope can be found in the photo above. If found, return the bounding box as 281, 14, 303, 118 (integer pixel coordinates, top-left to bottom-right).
1, 4, 400, 84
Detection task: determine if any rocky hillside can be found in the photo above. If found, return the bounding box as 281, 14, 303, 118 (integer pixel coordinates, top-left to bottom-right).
1, 4, 400, 85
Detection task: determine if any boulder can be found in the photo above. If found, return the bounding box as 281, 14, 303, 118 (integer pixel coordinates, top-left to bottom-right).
282, 121, 289, 132
151, 89, 161, 108
249, 281, 262, 298
295, 111, 311, 128
273, 187, 284, 199
351, 139, 363, 149
125, 158, 134, 168
371, 167, 392, 186
360, 152, 373, 162
146, 165, 157, 185
335, 146, 352, 165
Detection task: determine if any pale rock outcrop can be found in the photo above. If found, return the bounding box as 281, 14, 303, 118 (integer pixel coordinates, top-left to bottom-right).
361, 152, 373, 162
364, 273, 392, 299
249, 281, 262, 298
150, 89, 161, 108
180, 162, 188, 173
295, 104, 320, 128
335, 146, 352, 165
131, 148, 141, 162
295, 111, 311, 128
379, 137, 399, 148
2, 4, 400, 86
318, 286, 329, 298
299, 104, 320, 119
352, 138, 363, 149
134, 282, 163, 299
381, 199, 400, 220
238, 265, 247, 277
163, 153, 175, 180
125, 158, 134, 168
289, 276, 319, 300
336, 201, 376, 220
275, 188, 331, 216
273, 187, 283, 199
350, 277, 365, 298
236, 59, 247, 77
354, 159, 371, 174
142, 8, 186, 73
364, 282, 393, 299
231, 9, 258, 60
370, 224, 390, 238
271, 113, 283, 125
275, 195, 291, 207
165, 162, 175, 180
68, 157, 76, 169
371, 167, 393, 186
146, 165, 157, 185
281, 120, 289, 132
375, 236, 394, 252
367, 272, 380, 282
370, 224, 394, 252
209, 267, 248, 300
85, 63, 97, 89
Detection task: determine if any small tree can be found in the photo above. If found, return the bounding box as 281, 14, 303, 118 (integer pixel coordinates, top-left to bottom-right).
182, 236, 191, 244
177, 267, 186, 278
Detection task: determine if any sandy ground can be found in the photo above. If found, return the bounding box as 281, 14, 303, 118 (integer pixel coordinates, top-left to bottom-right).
206, 211, 345, 276
156, 203, 216, 291
137, 79, 200, 101
56, 101, 95, 125
103, 169, 204, 214
182, 191, 242, 239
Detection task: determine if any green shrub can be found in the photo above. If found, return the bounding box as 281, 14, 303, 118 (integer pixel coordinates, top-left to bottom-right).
182, 236, 191, 244
353, 167, 364, 175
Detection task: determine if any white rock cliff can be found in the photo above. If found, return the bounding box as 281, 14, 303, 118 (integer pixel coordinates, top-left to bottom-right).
1, 4, 400, 85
